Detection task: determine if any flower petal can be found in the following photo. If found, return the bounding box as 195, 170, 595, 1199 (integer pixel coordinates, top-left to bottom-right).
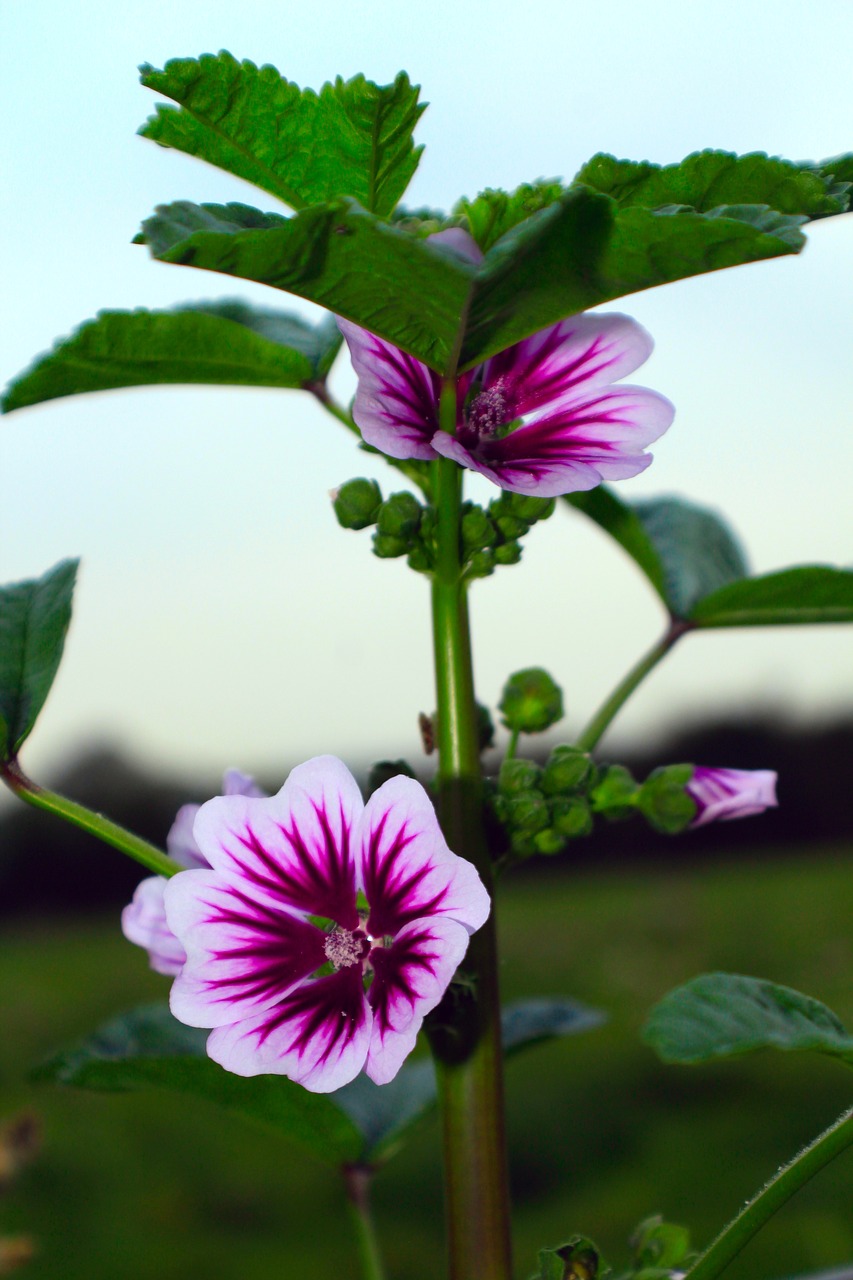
481, 313, 655, 417
166, 869, 327, 1027
687, 767, 779, 827
337, 318, 441, 461
121, 876, 186, 976
366, 916, 470, 1085
358, 775, 490, 938
427, 227, 484, 265
205, 968, 372, 1091
433, 386, 674, 497
192, 755, 362, 928
167, 769, 264, 870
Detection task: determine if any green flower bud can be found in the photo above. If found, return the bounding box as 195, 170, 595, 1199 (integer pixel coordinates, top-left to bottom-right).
377, 491, 423, 539
505, 494, 555, 523
590, 764, 638, 820
499, 667, 564, 733
372, 532, 409, 558
498, 758, 542, 794
503, 791, 549, 833
541, 745, 593, 795
461, 505, 496, 552
494, 515, 527, 540
551, 795, 593, 838
493, 541, 522, 566
637, 764, 697, 834
466, 549, 495, 579
533, 826, 567, 856
333, 477, 382, 530
367, 759, 416, 796
509, 830, 540, 859
406, 545, 432, 573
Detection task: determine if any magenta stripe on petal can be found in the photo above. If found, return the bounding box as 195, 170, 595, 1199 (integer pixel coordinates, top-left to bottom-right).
366, 917, 470, 1085
205, 968, 372, 1091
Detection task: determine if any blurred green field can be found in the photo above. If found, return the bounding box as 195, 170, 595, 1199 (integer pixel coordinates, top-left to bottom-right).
2, 848, 853, 1280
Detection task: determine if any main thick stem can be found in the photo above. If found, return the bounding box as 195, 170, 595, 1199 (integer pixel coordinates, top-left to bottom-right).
429, 448, 512, 1280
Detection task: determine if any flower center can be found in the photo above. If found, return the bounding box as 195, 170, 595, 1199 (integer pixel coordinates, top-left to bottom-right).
460, 378, 521, 449
323, 927, 370, 970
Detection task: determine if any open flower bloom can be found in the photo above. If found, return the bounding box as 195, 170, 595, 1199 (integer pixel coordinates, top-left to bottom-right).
687, 767, 778, 828
164, 756, 490, 1092
121, 770, 263, 975
337, 229, 674, 497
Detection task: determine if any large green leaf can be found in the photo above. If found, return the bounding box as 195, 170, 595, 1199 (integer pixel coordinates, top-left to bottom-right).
454, 180, 565, 252
2, 303, 341, 412
572, 149, 850, 218
35, 1002, 364, 1166
140, 53, 425, 216
0, 560, 78, 760
139, 189, 809, 374
688, 566, 853, 627
141, 198, 475, 373
643, 973, 853, 1066
37, 996, 603, 1166
566, 489, 748, 618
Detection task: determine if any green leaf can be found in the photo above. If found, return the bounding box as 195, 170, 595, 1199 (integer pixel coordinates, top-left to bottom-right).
455, 180, 566, 252
573, 149, 850, 218
37, 996, 604, 1167
140, 53, 425, 215
2, 302, 341, 412
34, 1002, 364, 1166
0, 560, 78, 760
689, 566, 853, 627
566, 489, 748, 618
643, 972, 853, 1066
140, 198, 475, 373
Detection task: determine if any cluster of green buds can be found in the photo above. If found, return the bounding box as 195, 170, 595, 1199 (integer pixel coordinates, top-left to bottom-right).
332, 479, 555, 577
461, 491, 555, 579
493, 754, 699, 861
491, 665, 699, 862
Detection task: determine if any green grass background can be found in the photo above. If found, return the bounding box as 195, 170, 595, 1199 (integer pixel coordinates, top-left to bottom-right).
2, 849, 852, 1279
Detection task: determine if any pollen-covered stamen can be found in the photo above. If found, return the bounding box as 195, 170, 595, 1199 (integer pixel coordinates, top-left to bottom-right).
461, 378, 513, 445
324, 927, 371, 970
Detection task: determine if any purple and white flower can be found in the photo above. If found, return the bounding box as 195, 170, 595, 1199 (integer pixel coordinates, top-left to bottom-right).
163, 756, 490, 1093
121, 769, 264, 975
337, 229, 674, 497
687, 767, 778, 828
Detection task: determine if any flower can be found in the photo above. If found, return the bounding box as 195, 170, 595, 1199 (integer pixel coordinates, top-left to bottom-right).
337, 229, 674, 497
163, 756, 490, 1092
121, 770, 263, 975
686, 767, 778, 828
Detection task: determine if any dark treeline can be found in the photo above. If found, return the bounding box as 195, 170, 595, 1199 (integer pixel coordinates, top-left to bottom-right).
1, 715, 851, 918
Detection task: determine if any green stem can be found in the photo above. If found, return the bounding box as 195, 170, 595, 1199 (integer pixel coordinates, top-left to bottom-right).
429, 408, 512, 1280
0, 758, 177, 879
686, 1105, 853, 1280
342, 1165, 385, 1280
504, 728, 520, 762
575, 620, 690, 753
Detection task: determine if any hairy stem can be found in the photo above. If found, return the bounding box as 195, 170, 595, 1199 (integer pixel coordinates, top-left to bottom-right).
575, 620, 690, 753
686, 1105, 853, 1280
342, 1165, 385, 1280
429, 405, 512, 1280
0, 758, 177, 878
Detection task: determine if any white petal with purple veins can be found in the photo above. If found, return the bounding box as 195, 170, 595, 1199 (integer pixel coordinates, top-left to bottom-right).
206, 968, 373, 1091
358, 775, 490, 938
121, 876, 187, 976
366, 916, 470, 1085
336, 318, 441, 460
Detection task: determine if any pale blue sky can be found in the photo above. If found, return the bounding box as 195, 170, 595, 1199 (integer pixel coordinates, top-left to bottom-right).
1, 0, 851, 782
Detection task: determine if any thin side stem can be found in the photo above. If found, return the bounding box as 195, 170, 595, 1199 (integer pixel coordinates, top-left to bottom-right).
309, 384, 433, 499
0, 758, 177, 879
575, 621, 690, 753
686, 1105, 853, 1280
429, 398, 512, 1280
504, 728, 520, 762
342, 1165, 385, 1280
